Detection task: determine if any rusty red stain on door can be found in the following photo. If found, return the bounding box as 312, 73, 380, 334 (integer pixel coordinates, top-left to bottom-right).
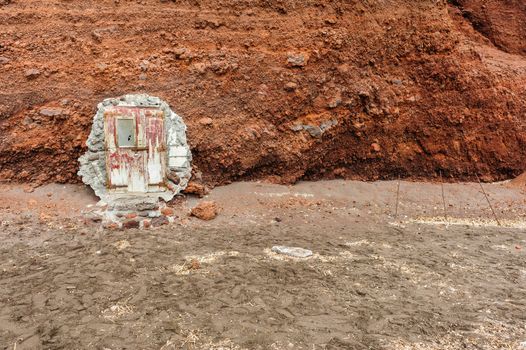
104, 106, 166, 193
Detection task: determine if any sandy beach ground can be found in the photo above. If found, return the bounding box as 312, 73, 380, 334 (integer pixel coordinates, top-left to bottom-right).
0, 180, 525, 349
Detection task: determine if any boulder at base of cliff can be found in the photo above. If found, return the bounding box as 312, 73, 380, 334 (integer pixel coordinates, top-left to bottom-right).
183, 181, 209, 198
191, 201, 219, 221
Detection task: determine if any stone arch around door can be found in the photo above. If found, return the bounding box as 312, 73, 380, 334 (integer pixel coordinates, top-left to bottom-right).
78, 94, 192, 203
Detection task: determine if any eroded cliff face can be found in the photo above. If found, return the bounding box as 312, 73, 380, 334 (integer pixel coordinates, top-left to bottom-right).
0, 0, 525, 186
451, 0, 526, 55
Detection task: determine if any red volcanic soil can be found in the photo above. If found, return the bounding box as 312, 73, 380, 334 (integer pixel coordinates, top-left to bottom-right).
508, 171, 526, 192
452, 0, 526, 55
0, 0, 525, 186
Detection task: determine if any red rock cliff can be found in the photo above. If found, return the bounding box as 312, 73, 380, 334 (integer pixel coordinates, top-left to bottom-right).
0, 0, 525, 185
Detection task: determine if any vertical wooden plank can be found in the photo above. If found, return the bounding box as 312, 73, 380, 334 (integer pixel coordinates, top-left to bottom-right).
146, 114, 165, 185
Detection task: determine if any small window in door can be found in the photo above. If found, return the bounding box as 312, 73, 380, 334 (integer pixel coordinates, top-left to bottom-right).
116, 118, 136, 147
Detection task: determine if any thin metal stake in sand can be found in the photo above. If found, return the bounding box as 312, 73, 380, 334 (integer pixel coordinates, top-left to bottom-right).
394, 176, 401, 221
439, 171, 448, 225
476, 174, 501, 226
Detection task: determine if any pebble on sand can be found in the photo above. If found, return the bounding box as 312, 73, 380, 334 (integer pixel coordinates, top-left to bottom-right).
271, 246, 313, 258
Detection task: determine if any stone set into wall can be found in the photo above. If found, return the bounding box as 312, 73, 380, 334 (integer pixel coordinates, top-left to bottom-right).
168, 146, 191, 176
83, 200, 178, 230
78, 94, 192, 228
105, 203, 176, 230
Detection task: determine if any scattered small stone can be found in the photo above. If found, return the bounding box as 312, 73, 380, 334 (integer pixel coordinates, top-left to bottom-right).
92, 30, 102, 42
327, 94, 342, 108
290, 124, 304, 132
271, 246, 313, 258
135, 202, 159, 211
91, 26, 117, 42
303, 125, 322, 138
188, 258, 201, 270
290, 122, 336, 137
194, 18, 223, 29
172, 47, 187, 59
122, 219, 140, 229
198, 117, 213, 126
104, 222, 120, 230
191, 201, 219, 221
356, 289, 367, 296
114, 240, 130, 251
142, 219, 151, 229
371, 142, 381, 152
22, 115, 33, 125
274, 217, 282, 222
209, 59, 234, 75
193, 62, 207, 74
39, 107, 64, 117
125, 212, 138, 219
325, 17, 338, 25
24, 68, 41, 80
183, 181, 209, 197
148, 211, 161, 218
139, 60, 149, 71
287, 53, 308, 68
284, 82, 298, 91
151, 215, 169, 227
0, 56, 10, 64
84, 214, 102, 224
160, 207, 175, 216
319, 119, 338, 132
96, 62, 108, 71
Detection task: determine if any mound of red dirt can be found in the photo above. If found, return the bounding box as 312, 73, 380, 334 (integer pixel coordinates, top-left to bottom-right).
0, 0, 525, 186
451, 0, 526, 55
507, 172, 526, 191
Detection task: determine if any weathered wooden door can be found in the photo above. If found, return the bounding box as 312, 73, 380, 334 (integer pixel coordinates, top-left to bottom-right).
104, 106, 166, 193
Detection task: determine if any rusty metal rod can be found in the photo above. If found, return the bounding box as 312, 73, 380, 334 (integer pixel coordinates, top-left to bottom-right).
440, 171, 448, 224
395, 175, 401, 221
476, 174, 501, 226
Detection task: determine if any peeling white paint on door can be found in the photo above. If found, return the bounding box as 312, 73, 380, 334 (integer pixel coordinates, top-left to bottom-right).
129, 152, 147, 193
147, 147, 163, 185
78, 94, 192, 203
104, 106, 165, 194
146, 114, 165, 186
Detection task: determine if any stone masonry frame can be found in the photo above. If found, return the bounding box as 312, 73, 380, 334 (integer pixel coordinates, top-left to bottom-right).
78, 94, 192, 203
